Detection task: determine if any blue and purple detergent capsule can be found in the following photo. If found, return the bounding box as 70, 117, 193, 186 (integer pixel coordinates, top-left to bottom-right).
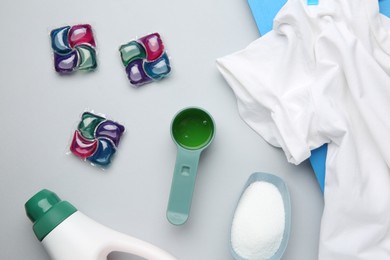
50, 24, 97, 74
70, 112, 125, 166
119, 33, 171, 87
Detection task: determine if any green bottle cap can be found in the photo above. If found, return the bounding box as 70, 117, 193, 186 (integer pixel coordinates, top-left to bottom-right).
24, 189, 77, 241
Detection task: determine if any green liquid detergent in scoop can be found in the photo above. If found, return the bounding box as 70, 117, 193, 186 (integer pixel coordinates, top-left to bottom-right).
25, 189, 177, 260
171, 108, 214, 150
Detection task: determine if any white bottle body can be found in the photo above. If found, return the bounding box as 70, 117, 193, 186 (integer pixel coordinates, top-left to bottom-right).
41, 211, 177, 260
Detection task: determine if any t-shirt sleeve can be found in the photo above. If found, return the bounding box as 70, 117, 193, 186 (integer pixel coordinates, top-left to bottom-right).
217, 29, 323, 165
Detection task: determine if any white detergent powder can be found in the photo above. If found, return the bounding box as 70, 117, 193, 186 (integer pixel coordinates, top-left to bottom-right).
231, 181, 285, 260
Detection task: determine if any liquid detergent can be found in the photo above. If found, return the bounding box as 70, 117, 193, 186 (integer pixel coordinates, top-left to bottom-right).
25, 189, 177, 260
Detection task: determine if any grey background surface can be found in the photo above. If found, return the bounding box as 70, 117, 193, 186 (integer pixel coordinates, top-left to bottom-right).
0, 0, 323, 259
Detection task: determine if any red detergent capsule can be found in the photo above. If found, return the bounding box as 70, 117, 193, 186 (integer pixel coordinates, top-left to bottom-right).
138, 33, 164, 61
70, 130, 98, 159
68, 24, 96, 48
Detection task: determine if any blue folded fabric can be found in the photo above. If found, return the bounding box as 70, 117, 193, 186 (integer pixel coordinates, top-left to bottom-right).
248, 0, 390, 191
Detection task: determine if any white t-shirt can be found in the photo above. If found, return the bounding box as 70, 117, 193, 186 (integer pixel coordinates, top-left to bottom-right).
217, 0, 390, 259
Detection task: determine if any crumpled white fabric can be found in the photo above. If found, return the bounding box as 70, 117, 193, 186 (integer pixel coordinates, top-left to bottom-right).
217, 0, 390, 259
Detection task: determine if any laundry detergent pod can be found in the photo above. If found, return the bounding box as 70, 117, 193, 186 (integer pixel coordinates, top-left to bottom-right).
50, 24, 97, 74
119, 33, 171, 87
69, 111, 125, 168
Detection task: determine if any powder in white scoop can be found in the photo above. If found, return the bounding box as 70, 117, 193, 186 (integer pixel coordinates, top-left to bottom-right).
231, 181, 285, 260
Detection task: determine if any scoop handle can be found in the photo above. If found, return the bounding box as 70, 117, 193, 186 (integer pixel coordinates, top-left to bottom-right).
167, 147, 201, 225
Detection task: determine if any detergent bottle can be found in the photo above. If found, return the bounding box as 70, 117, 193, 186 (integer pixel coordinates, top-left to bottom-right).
24, 189, 177, 260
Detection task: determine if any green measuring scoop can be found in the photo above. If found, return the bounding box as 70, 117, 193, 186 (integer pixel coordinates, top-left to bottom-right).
167, 107, 215, 225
